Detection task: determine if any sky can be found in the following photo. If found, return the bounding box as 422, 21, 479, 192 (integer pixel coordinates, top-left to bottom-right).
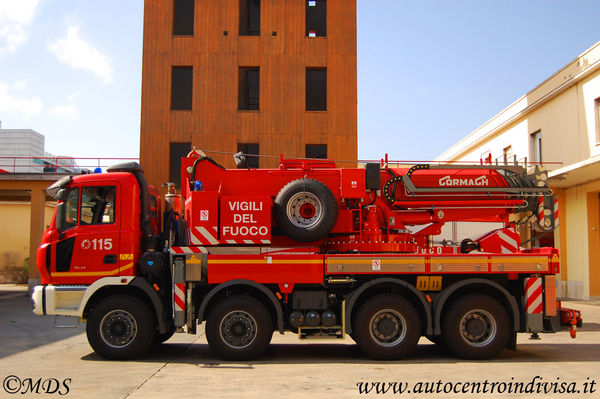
0, 0, 599, 164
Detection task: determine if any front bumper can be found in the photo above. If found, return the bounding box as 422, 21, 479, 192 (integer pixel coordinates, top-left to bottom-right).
32, 285, 88, 316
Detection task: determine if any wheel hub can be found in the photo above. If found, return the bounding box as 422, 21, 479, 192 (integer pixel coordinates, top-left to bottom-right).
374, 315, 399, 339
100, 310, 137, 348
220, 311, 258, 349
460, 309, 496, 347
464, 315, 486, 339
286, 192, 323, 228
369, 309, 406, 347
299, 203, 316, 219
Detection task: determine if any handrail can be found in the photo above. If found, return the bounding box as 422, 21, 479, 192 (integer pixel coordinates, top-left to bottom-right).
0, 156, 139, 174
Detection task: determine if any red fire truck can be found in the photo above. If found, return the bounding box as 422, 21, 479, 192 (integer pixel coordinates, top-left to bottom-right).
32, 151, 580, 360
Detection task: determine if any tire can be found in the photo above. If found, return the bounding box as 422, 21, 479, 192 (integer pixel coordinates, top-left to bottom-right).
86, 295, 155, 360
206, 296, 273, 360
274, 178, 338, 242
353, 295, 421, 360
442, 294, 510, 360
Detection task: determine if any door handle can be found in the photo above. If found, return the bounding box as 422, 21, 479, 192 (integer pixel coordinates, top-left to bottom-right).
103, 254, 117, 264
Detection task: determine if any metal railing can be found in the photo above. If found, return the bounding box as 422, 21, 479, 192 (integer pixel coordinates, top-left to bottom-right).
0, 156, 139, 174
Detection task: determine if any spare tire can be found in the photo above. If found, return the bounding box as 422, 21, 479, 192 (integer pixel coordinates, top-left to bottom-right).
274, 178, 338, 242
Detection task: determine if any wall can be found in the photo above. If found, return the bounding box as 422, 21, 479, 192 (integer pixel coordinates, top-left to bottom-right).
0, 202, 55, 283
582, 72, 600, 156
452, 84, 583, 170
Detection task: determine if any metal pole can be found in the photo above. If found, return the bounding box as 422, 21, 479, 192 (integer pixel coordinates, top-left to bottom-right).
452, 222, 457, 254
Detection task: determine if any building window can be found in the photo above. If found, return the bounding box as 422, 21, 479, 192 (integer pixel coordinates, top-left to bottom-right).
239, 0, 260, 36
503, 145, 513, 165
238, 67, 260, 110
237, 143, 260, 168
170, 142, 191, 187
306, 144, 327, 159
530, 130, 542, 164
173, 0, 194, 36
306, 0, 326, 37
594, 97, 600, 144
171, 66, 193, 110
306, 68, 326, 111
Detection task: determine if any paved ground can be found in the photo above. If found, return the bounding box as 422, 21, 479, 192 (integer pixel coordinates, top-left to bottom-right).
1, 284, 599, 398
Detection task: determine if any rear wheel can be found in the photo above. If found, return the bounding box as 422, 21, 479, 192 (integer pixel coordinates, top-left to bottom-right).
353, 295, 421, 360
442, 294, 510, 360
206, 296, 273, 360
86, 295, 155, 359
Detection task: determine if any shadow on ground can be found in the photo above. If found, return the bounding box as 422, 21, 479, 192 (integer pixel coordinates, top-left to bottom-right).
80, 340, 600, 366
4, 286, 598, 366
0, 289, 84, 359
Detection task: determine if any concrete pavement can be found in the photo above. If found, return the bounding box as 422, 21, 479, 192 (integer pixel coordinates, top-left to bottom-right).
1, 284, 599, 398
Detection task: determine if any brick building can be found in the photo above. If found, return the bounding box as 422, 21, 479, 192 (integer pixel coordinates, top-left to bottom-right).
140, 0, 357, 188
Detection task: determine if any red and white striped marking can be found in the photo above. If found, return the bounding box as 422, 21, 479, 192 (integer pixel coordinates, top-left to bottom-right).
171, 246, 208, 254
497, 228, 520, 254
525, 277, 543, 314
224, 239, 271, 245
191, 226, 220, 245
538, 197, 559, 225
478, 227, 520, 254
174, 283, 186, 313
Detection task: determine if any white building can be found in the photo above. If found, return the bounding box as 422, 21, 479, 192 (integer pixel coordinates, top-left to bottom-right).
437, 41, 600, 299
0, 127, 79, 173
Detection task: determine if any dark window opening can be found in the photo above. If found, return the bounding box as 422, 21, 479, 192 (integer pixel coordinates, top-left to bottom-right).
240, 0, 260, 36
306, 144, 327, 159
306, 68, 326, 111
530, 130, 542, 164
171, 66, 193, 110
306, 0, 326, 37
170, 142, 191, 187
173, 0, 194, 36
237, 143, 260, 168
239, 67, 260, 110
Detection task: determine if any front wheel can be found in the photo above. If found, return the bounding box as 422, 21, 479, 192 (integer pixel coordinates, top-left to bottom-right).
206, 296, 273, 360
442, 294, 510, 360
86, 295, 155, 359
353, 295, 421, 360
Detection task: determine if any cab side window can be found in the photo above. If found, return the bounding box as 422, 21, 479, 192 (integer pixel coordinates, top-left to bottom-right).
64, 188, 79, 230
80, 186, 116, 225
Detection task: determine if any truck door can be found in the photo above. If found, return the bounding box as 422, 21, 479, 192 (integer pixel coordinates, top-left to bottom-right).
51, 183, 122, 285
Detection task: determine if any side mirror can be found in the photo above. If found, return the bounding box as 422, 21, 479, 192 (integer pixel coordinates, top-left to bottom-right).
56, 202, 66, 233
56, 189, 68, 202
